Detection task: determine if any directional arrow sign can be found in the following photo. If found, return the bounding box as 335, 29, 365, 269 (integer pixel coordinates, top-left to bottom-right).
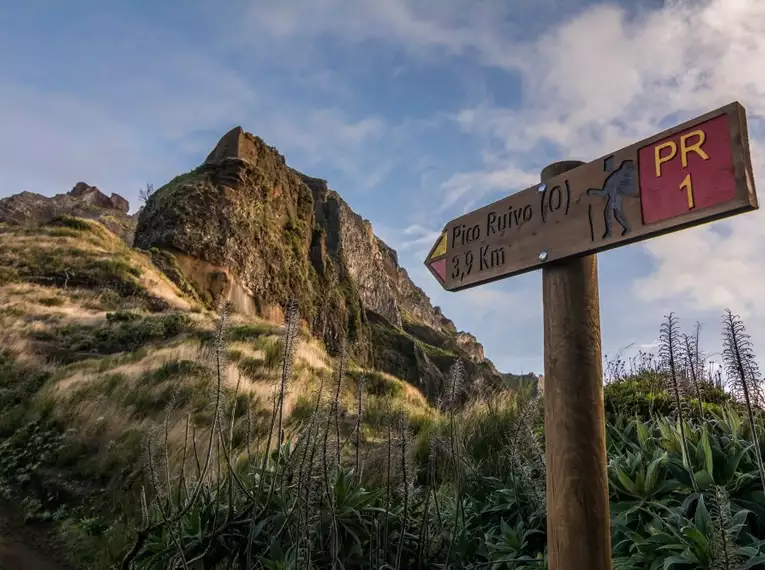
425, 101, 758, 292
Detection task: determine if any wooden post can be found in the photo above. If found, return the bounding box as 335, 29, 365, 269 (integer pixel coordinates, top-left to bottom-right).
541, 161, 611, 570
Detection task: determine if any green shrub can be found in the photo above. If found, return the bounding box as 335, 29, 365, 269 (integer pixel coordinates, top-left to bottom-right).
32, 313, 192, 359
0, 266, 20, 285
604, 374, 734, 421
49, 215, 93, 232
228, 322, 280, 341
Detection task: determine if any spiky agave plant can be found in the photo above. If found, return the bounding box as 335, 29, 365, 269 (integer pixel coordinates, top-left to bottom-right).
144, 381, 181, 510
331, 339, 346, 468
355, 374, 366, 478
693, 322, 707, 382
381, 398, 395, 564
682, 328, 705, 419
709, 485, 741, 570
321, 340, 345, 570
444, 360, 465, 568
659, 312, 698, 492
297, 372, 325, 570
395, 411, 413, 569
121, 301, 231, 570
506, 395, 546, 521
276, 298, 300, 451
721, 309, 765, 491
416, 435, 439, 570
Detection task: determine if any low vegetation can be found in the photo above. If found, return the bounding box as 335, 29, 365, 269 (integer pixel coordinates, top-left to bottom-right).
2, 217, 765, 569
110, 307, 765, 570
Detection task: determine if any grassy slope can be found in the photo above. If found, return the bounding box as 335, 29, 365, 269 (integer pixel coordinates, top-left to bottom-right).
0, 217, 441, 569
8, 217, 764, 569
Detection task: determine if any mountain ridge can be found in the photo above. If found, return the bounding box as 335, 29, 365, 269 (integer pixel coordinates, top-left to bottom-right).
1, 126, 536, 402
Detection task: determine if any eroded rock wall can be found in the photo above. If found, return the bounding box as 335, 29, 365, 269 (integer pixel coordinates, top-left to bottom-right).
134, 126, 505, 401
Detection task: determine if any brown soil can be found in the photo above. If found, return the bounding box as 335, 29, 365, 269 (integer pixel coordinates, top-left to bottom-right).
0, 503, 72, 570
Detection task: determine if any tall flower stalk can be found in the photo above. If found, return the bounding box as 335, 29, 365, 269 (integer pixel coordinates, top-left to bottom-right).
660, 313, 698, 492
722, 309, 765, 491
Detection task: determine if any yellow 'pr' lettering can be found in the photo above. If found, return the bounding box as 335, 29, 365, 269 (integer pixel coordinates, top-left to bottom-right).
654, 141, 677, 177
679, 129, 710, 168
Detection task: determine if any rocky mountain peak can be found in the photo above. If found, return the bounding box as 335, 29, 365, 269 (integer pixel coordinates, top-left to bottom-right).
0, 127, 511, 403
134, 127, 507, 402
0, 182, 136, 244
204, 126, 288, 168
68, 182, 130, 213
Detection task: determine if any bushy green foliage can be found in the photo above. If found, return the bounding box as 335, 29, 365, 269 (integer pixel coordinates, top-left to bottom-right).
5, 285, 765, 570
123, 399, 765, 569
116, 310, 765, 570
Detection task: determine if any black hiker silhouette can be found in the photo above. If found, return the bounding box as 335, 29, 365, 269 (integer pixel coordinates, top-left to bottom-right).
585, 159, 638, 238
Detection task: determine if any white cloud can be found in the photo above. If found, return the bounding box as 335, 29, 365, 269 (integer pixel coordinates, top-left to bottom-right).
439, 166, 539, 214
635, 208, 765, 315
373, 223, 443, 255
440, 1, 759, 171
239, 0, 515, 64
258, 109, 392, 187
443, 0, 765, 350
247, 0, 765, 371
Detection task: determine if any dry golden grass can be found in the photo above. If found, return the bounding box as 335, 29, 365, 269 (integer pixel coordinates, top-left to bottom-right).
50, 340, 202, 393
4, 273, 436, 452
0, 283, 105, 323
38, 313, 328, 449
295, 337, 330, 371
1, 216, 446, 502
0, 219, 199, 314
227, 341, 267, 362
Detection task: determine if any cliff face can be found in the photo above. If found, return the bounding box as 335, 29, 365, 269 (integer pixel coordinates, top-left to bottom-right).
307, 175, 402, 329
0, 183, 136, 245
135, 127, 504, 402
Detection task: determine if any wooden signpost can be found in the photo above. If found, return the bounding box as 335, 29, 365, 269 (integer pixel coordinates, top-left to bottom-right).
424, 101, 758, 569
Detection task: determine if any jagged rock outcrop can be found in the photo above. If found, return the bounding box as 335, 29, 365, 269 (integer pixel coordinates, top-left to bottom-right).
69, 182, 130, 212
0, 183, 137, 245
134, 126, 505, 402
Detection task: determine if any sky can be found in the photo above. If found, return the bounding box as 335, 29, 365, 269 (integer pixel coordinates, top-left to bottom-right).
1, 0, 764, 377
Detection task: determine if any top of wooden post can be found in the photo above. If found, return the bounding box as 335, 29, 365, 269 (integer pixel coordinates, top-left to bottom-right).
540, 160, 585, 183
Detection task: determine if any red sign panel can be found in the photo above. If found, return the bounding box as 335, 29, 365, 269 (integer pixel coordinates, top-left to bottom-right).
638, 114, 736, 225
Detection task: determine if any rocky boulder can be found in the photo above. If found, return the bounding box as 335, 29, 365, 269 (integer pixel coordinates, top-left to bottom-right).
134, 126, 506, 402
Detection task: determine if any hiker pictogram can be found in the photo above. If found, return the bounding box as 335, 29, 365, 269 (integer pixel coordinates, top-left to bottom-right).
585, 159, 639, 239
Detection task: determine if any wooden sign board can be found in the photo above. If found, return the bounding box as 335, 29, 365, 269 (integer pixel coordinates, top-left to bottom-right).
425, 102, 758, 292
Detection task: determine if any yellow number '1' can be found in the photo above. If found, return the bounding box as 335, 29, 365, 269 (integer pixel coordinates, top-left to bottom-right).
680, 173, 695, 210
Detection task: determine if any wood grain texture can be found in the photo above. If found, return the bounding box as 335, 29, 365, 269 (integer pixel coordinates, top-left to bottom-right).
542, 162, 611, 570
426, 101, 758, 292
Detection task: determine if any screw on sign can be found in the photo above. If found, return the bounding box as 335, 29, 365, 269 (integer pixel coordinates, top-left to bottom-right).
423, 102, 758, 570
